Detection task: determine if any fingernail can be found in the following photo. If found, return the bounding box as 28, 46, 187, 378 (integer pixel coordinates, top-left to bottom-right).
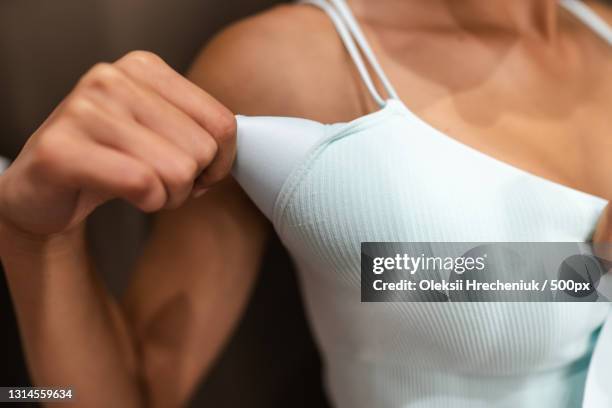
192, 188, 209, 198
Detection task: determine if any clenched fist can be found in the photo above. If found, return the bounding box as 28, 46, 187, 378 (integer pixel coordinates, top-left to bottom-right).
0, 51, 236, 237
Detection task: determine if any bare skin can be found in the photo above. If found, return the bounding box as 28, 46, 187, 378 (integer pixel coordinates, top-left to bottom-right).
0, 0, 611, 407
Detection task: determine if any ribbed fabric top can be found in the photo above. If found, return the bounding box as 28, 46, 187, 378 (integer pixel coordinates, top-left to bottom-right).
272, 100, 610, 408
234, 1, 612, 406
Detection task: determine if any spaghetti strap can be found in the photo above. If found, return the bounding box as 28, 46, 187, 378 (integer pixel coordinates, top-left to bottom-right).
560, 0, 612, 45
301, 0, 611, 107
300, 0, 398, 107
326, 0, 400, 100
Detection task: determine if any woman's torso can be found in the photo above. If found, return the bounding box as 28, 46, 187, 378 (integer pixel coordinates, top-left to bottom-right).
234, 0, 612, 406
288, 0, 612, 199
272, 98, 610, 407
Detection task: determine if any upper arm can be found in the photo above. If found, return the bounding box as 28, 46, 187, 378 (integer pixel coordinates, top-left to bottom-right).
123, 177, 268, 406
120, 6, 328, 405
188, 3, 365, 120
121, 4, 363, 404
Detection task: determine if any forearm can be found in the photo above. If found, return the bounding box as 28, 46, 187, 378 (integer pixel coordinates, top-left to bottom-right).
0, 223, 143, 408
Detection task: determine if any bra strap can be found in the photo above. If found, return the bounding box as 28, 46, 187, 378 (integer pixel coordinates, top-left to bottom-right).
327, 0, 400, 100
560, 0, 612, 46
300, 0, 399, 107
300, 0, 612, 107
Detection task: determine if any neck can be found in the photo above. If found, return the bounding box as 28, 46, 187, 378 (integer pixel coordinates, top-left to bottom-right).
348, 0, 562, 40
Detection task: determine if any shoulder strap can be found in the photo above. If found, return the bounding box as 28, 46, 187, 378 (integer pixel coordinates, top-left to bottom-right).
300, 0, 399, 107
560, 0, 612, 45
299, 0, 612, 107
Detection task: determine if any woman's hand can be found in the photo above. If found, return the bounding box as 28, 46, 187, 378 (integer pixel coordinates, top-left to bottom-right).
0, 51, 236, 238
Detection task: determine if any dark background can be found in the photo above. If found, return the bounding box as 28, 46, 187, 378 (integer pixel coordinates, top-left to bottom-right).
0, 0, 329, 407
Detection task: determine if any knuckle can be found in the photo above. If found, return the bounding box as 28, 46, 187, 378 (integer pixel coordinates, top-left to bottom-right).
31, 130, 80, 178
121, 50, 164, 68
63, 96, 97, 119
123, 168, 155, 196
194, 137, 218, 166
208, 108, 237, 141
82, 63, 122, 90
168, 158, 198, 186
32, 135, 64, 171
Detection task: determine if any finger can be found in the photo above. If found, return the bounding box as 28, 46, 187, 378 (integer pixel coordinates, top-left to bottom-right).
66, 98, 200, 209
50, 137, 167, 213
79, 65, 218, 176
114, 51, 236, 186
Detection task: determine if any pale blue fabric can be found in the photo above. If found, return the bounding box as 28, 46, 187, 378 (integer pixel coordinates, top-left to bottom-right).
271, 99, 610, 408
0, 156, 9, 173
232, 1, 612, 406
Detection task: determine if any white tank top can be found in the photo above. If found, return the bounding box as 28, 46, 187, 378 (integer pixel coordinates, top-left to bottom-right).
232, 1, 612, 407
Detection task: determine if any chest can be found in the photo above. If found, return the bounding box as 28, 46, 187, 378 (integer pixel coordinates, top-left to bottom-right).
405, 75, 612, 199
275, 114, 608, 269
273, 116, 610, 373
353, 26, 612, 199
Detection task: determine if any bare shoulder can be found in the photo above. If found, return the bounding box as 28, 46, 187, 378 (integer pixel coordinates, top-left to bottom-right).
188, 4, 363, 122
